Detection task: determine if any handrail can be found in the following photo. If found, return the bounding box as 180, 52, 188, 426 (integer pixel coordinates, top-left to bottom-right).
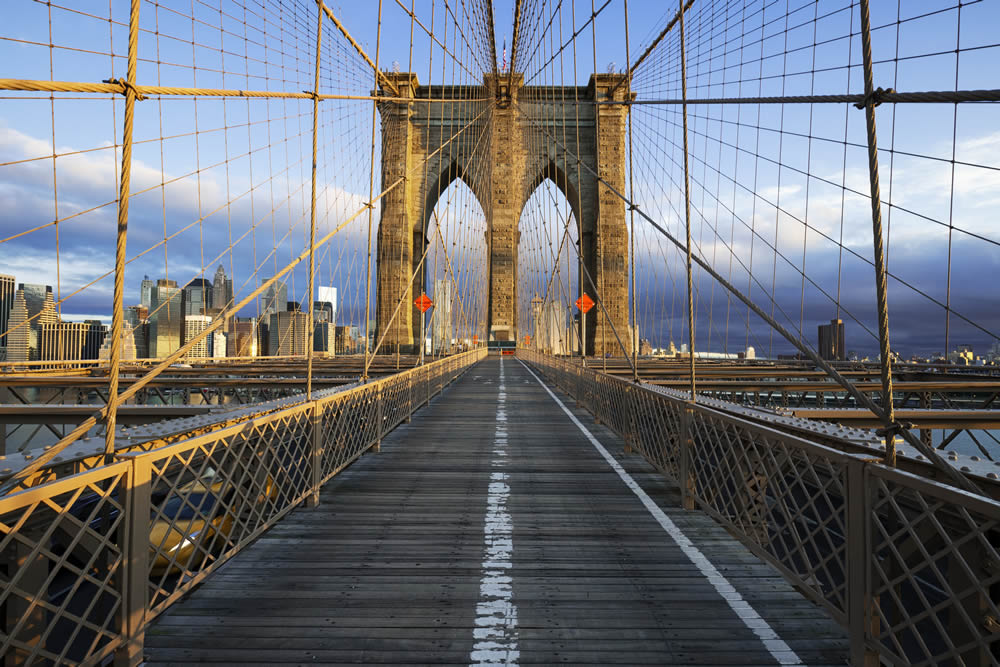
519, 349, 1000, 666
0, 348, 486, 666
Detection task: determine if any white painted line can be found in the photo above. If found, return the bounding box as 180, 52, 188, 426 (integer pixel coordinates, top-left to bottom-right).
471, 357, 519, 666
517, 359, 803, 666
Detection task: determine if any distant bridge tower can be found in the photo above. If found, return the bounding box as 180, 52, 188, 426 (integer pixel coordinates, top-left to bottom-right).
375, 72, 633, 356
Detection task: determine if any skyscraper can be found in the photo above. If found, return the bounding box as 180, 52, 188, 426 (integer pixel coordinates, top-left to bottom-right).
149, 279, 181, 358
0, 274, 14, 354
818, 319, 846, 361
125, 305, 149, 358
314, 321, 335, 354
182, 278, 212, 317
209, 330, 227, 359
260, 278, 287, 321
6, 288, 30, 363
313, 300, 334, 323
39, 320, 105, 366
183, 314, 212, 358
99, 323, 137, 362
7, 284, 58, 361
227, 317, 257, 357
211, 265, 233, 312
268, 308, 309, 356
317, 286, 337, 321
432, 279, 453, 354
140, 275, 154, 310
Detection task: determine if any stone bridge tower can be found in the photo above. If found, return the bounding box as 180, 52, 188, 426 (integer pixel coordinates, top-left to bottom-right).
375, 72, 633, 356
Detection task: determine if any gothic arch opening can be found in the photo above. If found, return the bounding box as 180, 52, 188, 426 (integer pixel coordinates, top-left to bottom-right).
422, 177, 488, 356
517, 178, 580, 355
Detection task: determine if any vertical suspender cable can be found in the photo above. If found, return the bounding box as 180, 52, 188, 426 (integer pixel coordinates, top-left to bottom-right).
105, 0, 141, 458
624, 0, 638, 383
677, 0, 696, 402
306, 3, 324, 399
363, 0, 386, 381
858, 0, 896, 465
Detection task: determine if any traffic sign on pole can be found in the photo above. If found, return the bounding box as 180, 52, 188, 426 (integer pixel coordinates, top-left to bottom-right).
414, 293, 434, 313
575, 293, 595, 314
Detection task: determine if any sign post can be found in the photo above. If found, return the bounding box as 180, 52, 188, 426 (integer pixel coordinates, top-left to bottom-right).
575, 293, 595, 358
414, 293, 434, 365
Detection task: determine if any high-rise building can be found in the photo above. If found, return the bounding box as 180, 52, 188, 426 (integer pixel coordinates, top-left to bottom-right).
432, 279, 453, 354
132, 322, 149, 359
149, 279, 182, 358
39, 320, 105, 365
257, 321, 270, 357
313, 301, 334, 323
183, 314, 212, 358
140, 275, 153, 310
818, 319, 846, 361
268, 309, 309, 356
317, 286, 337, 321
99, 323, 138, 362
314, 321, 335, 354
0, 273, 14, 353
227, 317, 257, 357
209, 330, 227, 359
125, 305, 149, 358
125, 305, 148, 328
182, 278, 212, 317
6, 288, 30, 363
211, 265, 234, 312
260, 278, 287, 321
533, 299, 566, 355
6, 283, 58, 361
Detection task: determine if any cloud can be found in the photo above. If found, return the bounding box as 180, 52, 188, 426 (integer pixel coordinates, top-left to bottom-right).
0, 121, 377, 322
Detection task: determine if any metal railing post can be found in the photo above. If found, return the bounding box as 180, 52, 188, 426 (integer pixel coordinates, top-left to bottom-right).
624, 385, 635, 454
846, 458, 879, 666
115, 456, 151, 667
680, 404, 696, 510
406, 373, 413, 422
306, 401, 323, 507
374, 386, 383, 453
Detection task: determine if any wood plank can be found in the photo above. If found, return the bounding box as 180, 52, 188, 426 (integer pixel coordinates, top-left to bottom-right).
145, 357, 847, 665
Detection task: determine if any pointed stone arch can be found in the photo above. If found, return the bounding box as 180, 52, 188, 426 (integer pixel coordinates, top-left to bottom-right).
375, 71, 633, 355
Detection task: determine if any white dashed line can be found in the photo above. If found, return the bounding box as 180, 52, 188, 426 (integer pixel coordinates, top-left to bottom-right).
470, 357, 519, 666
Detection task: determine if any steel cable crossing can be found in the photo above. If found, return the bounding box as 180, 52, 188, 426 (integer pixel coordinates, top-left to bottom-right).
1, 1, 998, 490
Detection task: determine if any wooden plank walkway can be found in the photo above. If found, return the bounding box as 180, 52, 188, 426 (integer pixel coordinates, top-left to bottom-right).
145, 357, 848, 665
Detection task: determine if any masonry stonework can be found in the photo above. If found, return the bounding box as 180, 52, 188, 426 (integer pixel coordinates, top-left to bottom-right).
375, 72, 632, 356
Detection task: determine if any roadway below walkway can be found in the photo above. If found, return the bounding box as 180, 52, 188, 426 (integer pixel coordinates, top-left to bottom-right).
145, 356, 847, 665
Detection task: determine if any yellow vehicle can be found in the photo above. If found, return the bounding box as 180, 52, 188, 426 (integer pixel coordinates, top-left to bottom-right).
149, 467, 278, 575
149, 472, 236, 576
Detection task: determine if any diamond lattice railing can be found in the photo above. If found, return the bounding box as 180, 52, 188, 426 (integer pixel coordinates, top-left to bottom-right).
689, 408, 851, 619
0, 464, 130, 666
516, 349, 1000, 664
869, 468, 1000, 665
0, 349, 485, 665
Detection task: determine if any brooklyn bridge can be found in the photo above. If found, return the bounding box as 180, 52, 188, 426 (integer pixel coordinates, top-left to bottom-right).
1, 0, 999, 665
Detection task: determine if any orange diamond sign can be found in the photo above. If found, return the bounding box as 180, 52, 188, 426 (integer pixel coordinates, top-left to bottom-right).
472, 335, 479, 344
414, 293, 434, 312
575, 293, 595, 314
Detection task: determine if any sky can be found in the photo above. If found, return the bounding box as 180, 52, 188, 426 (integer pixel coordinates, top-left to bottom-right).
0, 0, 997, 358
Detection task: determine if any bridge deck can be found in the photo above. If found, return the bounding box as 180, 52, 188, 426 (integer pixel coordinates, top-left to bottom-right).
145, 357, 847, 665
